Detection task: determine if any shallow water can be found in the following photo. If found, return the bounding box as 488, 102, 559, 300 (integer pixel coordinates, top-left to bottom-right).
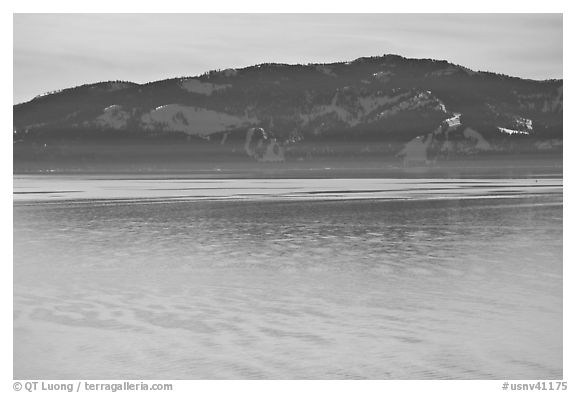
13, 177, 563, 379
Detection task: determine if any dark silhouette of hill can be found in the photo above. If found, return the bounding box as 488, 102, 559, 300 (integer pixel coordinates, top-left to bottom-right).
13, 55, 562, 172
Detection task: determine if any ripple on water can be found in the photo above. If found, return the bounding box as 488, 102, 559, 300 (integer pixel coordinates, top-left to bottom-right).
13, 189, 562, 379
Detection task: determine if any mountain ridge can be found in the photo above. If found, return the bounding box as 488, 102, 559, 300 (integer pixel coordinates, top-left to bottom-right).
13, 54, 562, 171
16, 54, 563, 106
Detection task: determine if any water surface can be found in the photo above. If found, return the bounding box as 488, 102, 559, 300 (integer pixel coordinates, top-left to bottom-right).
14, 177, 563, 379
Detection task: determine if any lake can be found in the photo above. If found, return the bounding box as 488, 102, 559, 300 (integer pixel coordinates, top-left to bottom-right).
13, 176, 563, 379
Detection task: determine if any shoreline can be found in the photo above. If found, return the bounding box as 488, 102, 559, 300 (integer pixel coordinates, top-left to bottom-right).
13, 177, 563, 204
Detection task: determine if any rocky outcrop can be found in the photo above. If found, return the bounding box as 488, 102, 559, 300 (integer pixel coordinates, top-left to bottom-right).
398, 113, 494, 165
244, 128, 284, 162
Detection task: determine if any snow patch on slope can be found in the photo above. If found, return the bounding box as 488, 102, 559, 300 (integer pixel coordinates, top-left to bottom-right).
514, 117, 533, 131
299, 90, 447, 130
498, 127, 530, 136
444, 113, 461, 129
142, 105, 255, 135
358, 94, 407, 117
376, 91, 447, 120
300, 92, 406, 128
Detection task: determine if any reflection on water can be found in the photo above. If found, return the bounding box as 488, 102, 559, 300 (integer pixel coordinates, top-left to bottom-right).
13, 179, 562, 379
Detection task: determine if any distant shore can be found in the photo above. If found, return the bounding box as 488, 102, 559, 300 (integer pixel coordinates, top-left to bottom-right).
13, 155, 563, 180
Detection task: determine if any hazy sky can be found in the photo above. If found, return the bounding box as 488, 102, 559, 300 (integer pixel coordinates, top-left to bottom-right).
13, 13, 562, 104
